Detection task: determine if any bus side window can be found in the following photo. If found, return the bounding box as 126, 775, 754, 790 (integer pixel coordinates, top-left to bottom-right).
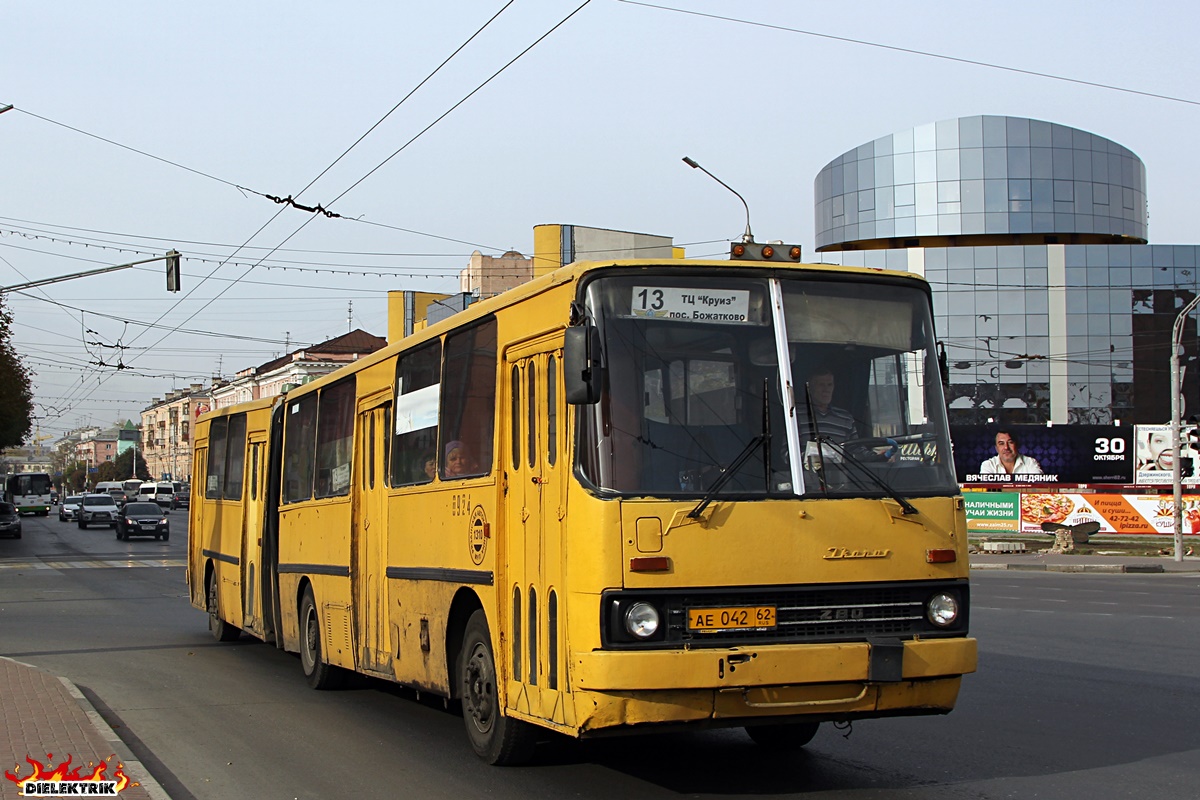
208, 417, 229, 500
283, 396, 317, 504
391, 340, 441, 487
440, 318, 497, 479
315, 378, 355, 498
225, 413, 247, 501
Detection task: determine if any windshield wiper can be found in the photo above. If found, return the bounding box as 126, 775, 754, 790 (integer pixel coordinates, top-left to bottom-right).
821, 438, 918, 515
688, 433, 767, 519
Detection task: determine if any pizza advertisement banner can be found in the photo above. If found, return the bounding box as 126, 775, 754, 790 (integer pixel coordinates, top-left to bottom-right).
965, 492, 1200, 535
952, 425, 1134, 486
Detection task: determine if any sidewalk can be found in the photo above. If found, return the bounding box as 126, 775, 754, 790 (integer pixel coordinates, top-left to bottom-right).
970, 551, 1200, 573
1, 657, 168, 800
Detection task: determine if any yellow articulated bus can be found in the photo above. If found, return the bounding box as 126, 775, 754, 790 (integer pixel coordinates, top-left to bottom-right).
189, 255, 976, 764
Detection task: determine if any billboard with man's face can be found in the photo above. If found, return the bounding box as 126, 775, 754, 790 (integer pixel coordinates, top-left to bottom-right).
952, 425, 1134, 485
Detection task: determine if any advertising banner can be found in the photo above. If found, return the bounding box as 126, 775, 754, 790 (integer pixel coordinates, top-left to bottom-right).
1133, 424, 1200, 486
963, 492, 1020, 533
965, 491, 1200, 535
953, 424, 1133, 485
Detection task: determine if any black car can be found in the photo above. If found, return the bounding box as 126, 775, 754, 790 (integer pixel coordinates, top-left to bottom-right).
116, 502, 170, 541
0, 502, 20, 539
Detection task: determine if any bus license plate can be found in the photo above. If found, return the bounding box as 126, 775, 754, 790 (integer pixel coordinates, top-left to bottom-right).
687, 606, 777, 633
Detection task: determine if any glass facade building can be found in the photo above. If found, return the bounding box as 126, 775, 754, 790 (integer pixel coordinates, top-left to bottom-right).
813, 116, 1199, 426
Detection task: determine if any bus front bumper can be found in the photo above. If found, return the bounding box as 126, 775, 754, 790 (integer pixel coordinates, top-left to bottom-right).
574, 637, 976, 691
562, 638, 976, 733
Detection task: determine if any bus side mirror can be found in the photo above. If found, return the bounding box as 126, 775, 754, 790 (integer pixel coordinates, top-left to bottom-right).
564, 325, 602, 405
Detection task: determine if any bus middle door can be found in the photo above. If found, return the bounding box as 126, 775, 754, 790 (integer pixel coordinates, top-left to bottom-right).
242, 432, 267, 637
353, 396, 393, 676
504, 338, 571, 727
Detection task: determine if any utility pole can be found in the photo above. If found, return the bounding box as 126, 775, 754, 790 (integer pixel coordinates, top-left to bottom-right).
1170, 293, 1200, 563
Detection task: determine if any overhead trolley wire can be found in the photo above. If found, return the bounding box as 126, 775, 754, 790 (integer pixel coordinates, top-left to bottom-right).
619, 1, 1200, 107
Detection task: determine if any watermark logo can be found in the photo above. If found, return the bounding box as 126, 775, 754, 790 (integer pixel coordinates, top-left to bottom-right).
4, 753, 138, 797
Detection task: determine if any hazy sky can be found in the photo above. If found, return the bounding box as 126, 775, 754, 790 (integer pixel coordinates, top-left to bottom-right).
4, 1, 1199, 441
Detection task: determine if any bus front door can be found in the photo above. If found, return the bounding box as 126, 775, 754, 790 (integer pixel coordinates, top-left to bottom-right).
354, 397, 393, 676
504, 339, 572, 728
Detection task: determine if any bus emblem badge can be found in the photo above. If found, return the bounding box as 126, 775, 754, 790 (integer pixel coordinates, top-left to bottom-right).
823, 547, 892, 560
469, 505, 488, 565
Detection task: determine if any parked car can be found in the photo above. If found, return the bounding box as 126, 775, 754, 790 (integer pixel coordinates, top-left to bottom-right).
116, 502, 170, 541
77, 494, 118, 529
0, 502, 20, 538
59, 495, 83, 522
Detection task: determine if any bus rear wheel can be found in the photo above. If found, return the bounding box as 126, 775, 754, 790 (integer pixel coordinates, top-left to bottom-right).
458, 610, 536, 765
745, 721, 820, 749
299, 587, 343, 689
208, 573, 240, 642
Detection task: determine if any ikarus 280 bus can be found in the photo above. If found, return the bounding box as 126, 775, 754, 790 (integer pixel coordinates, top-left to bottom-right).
190, 245, 976, 764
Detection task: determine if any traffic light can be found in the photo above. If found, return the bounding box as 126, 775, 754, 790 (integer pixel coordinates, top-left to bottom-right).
165, 249, 181, 292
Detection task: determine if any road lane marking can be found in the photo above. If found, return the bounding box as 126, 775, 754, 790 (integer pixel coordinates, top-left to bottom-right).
974, 606, 1179, 620
0, 558, 185, 570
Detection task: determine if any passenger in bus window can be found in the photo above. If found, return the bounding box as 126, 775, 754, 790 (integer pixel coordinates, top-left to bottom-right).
444, 441, 472, 478
423, 453, 437, 480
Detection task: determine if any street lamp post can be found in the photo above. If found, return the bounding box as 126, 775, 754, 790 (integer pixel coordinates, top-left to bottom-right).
1170, 293, 1200, 563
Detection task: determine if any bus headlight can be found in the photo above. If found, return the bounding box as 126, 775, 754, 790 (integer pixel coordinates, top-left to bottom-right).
927, 593, 959, 627
625, 602, 661, 639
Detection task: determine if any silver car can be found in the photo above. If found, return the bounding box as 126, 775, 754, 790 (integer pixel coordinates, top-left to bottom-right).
59, 495, 83, 522
77, 493, 118, 529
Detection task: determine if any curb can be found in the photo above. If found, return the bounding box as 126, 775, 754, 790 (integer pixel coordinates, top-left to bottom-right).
59, 677, 173, 800
969, 562, 1166, 574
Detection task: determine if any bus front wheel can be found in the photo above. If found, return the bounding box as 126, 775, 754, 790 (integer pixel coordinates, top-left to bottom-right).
299, 587, 343, 689
458, 610, 537, 765
745, 721, 820, 749
208, 573, 240, 642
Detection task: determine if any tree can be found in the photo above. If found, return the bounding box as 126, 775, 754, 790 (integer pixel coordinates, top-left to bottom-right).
0, 295, 34, 451
108, 447, 149, 482
62, 461, 88, 493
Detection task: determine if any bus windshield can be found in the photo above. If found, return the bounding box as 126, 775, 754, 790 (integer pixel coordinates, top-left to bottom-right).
8, 473, 52, 496
576, 272, 959, 500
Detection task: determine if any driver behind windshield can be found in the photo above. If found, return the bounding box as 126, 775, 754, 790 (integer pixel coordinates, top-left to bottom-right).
798, 365, 859, 443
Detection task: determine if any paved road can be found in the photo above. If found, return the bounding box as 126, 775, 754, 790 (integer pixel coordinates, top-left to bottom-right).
3, 513, 1199, 799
